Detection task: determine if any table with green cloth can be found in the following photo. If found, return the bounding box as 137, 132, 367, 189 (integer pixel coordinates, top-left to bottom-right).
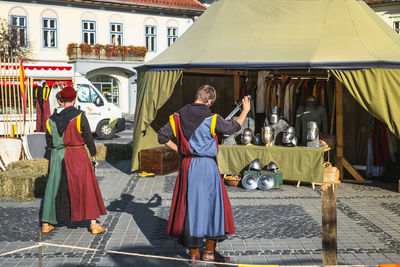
217, 145, 325, 183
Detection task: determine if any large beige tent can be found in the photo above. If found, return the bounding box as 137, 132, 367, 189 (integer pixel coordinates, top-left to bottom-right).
131, 0, 400, 171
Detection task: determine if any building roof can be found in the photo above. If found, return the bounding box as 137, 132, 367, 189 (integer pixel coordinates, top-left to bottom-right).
115, 0, 206, 10
61, 0, 206, 15
364, 0, 400, 5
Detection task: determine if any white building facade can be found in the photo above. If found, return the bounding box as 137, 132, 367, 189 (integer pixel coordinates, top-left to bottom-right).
1, 0, 205, 114
365, 0, 400, 33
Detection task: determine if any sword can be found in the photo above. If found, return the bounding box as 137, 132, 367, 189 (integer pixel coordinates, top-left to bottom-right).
224, 95, 251, 120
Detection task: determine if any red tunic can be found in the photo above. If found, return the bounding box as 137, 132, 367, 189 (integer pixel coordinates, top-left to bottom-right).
63, 116, 106, 221
167, 114, 235, 238
35, 85, 51, 132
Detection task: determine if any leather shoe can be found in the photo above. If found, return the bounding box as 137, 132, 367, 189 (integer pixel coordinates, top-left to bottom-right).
42, 223, 55, 233
202, 250, 230, 262
190, 254, 200, 264
90, 223, 106, 234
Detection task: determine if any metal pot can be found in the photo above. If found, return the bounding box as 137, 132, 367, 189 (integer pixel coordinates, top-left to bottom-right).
261, 126, 275, 144
306, 121, 319, 141
241, 128, 254, 145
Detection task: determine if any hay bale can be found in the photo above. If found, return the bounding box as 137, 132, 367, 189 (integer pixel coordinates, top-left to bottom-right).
88, 143, 132, 161
0, 159, 49, 200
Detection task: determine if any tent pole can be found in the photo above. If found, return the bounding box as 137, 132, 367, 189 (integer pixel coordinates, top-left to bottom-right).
234, 74, 240, 100
335, 78, 343, 176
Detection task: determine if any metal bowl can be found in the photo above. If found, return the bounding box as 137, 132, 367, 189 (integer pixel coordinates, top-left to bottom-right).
242, 174, 259, 190
257, 174, 275, 191
248, 159, 262, 171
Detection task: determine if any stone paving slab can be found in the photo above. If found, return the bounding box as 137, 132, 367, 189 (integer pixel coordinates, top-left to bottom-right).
1, 160, 400, 266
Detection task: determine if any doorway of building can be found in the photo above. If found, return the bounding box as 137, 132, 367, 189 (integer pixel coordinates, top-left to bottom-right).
89, 75, 120, 107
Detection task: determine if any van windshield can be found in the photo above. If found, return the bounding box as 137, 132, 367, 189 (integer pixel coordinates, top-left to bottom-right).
77, 84, 101, 104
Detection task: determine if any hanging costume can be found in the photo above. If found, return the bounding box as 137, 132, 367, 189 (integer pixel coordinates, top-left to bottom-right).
36, 82, 51, 132
158, 103, 238, 248
42, 106, 106, 225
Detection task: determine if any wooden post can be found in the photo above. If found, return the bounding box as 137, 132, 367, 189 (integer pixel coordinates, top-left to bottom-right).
0, 58, 7, 136
6, 58, 12, 137
11, 59, 19, 138
233, 73, 240, 100
335, 78, 343, 176
15, 58, 23, 138
322, 182, 338, 265
28, 78, 34, 134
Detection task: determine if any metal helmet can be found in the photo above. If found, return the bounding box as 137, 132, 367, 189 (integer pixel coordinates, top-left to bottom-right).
266, 161, 279, 173
306, 121, 319, 141
282, 126, 296, 145
241, 128, 254, 145
257, 173, 275, 191
242, 174, 259, 190
253, 133, 262, 145
261, 126, 275, 144
248, 159, 262, 171
269, 106, 280, 124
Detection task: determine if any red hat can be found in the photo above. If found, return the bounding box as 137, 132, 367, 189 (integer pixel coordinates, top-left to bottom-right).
60, 86, 77, 101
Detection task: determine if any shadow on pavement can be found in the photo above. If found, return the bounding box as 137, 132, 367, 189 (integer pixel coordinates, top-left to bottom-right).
106, 194, 190, 265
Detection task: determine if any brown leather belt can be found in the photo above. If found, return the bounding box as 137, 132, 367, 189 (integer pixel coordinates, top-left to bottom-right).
64, 145, 85, 149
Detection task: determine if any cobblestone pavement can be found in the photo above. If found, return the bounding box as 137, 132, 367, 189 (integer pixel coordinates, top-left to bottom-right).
1, 160, 400, 266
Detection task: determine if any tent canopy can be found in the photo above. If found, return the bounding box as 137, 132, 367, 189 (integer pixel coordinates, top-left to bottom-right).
131, 0, 400, 171
138, 0, 400, 71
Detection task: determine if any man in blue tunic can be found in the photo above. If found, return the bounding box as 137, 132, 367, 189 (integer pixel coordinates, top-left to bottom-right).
158, 85, 250, 264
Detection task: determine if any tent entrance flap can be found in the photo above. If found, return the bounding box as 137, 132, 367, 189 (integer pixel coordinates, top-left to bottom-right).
331, 69, 400, 139
131, 70, 182, 171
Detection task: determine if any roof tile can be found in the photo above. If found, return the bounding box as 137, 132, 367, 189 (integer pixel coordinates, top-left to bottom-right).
114, 0, 206, 10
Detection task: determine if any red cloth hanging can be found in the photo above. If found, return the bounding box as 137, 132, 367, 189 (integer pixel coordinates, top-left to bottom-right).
371, 119, 391, 166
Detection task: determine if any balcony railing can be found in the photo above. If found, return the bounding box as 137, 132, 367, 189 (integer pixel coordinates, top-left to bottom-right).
67, 47, 145, 62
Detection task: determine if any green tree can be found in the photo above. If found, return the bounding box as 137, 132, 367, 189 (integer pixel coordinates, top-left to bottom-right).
0, 18, 31, 59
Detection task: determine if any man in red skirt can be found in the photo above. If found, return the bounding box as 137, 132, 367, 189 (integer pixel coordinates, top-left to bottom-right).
41, 86, 107, 234
158, 85, 250, 263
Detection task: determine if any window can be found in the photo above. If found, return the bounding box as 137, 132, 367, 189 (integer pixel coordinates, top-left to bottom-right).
110, 23, 123, 45
145, 25, 156, 52
394, 21, 400, 34
82, 20, 96, 44
77, 84, 91, 103
90, 75, 119, 106
42, 18, 57, 48
10, 15, 27, 48
77, 83, 102, 104
167, 27, 178, 47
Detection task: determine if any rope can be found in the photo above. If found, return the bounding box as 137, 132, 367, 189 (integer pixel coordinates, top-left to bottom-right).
0, 245, 40, 257
1, 242, 238, 266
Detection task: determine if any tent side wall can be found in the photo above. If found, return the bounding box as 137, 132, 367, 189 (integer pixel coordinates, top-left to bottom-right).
131, 70, 183, 171
332, 69, 400, 139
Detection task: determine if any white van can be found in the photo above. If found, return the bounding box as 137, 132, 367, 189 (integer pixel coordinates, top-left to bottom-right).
0, 64, 125, 139
75, 75, 125, 139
